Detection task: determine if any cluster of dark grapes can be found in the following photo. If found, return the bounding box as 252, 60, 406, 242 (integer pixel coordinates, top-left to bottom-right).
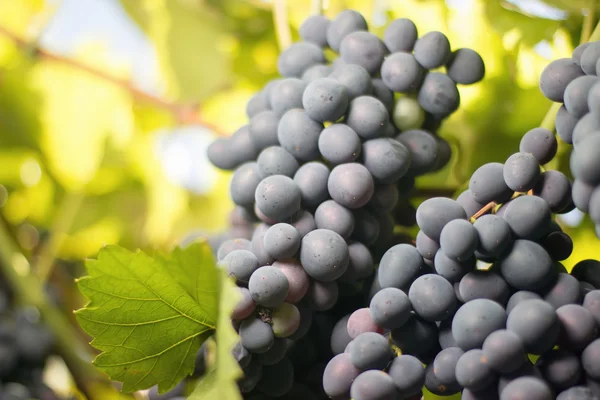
0, 288, 61, 400
193, 8, 490, 400
540, 41, 600, 236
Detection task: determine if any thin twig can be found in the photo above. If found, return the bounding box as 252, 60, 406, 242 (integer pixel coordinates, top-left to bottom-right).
273, 0, 292, 50
470, 202, 497, 222
581, 1, 597, 43
0, 25, 227, 136
311, 0, 324, 15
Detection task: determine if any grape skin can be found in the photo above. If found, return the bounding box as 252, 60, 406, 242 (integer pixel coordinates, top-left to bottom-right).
417, 72, 460, 117
533, 170, 572, 213
232, 287, 256, 321
396, 129, 439, 176
519, 127, 558, 165
222, 249, 259, 283
581, 42, 600, 75
535, 349, 582, 391
452, 299, 507, 351
302, 64, 332, 82
380, 52, 425, 93
378, 244, 424, 290
329, 63, 373, 99
506, 299, 559, 355
361, 138, 411, 183
256, 146, 299, 179
456, 189, 485, 218
257, 338, 287, 366
503, 152, 541, 192
371, 78, 395, 112
446, 48, 485, 85
240, 317, 275, 354
432, 347, 464, 385
217, 238, 252, 261
455, 349, 497, 391
502, 196, 552, 241
255, 175, 302, 221
387, 355, 426, 397
348, 332, 392, 371
415, 230, 440, 260
246, 92, 271, 118
408, 274, 456, 321
424, 362, 461, 396
239, 358, 263, 393
391, 314, 439, 359
318, 123, 362, 165
263, 223, 301, 261
328, 163, 375, 209
367, 184, 399, 213
555, 105, 578, 144
572, 179, 595, 212
413, 31, 452, 69
557, 386, 596, 400
326, 10, 368, 52
582, 339, 600, 379
347, 308, 382, 339
392, 96, 426, 131
482, 329, 526, 375
469, 162, 513, 204
277, 42, 326, 78
564, 75, 598, 118
251, 223, 275, 266
571, 134, 600, 185
369, 287, 411, 329
302, 78, 349, 122
277, 109, 323, 162
439, 219, 478, 261
350, 370, 397, 400
543, 273, 581, 309
473, 214, 512, 257
539, 58, 585, 102
269, 78, 307, 117
314, 200, 355, 239
299, 15, 330, 48
583, 290, 600, 327
293, 161, 330, 208
497, 239, 555, 291
383, 18, 418, 52
271, 303, 301, 338
340, 241, 374, 283
500, 376, 553, 400
305, 280, 339, 311
299, 229, 349, 282
458, 270, 510, 305
434, 250, 475, 283
572, 112, 600, 145
339, 31, 387, 75
345, 96, 390, 140
556, 304, 598, 352
273, 259, 309, 304
571, 259, 600, 288
322, 353, 361, 398
330, 315, 352, 355
416, 197, 467, 241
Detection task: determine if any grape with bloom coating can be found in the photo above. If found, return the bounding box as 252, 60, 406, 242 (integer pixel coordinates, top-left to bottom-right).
318, 123, 361, 165
328, 163, 374, 209
300, 229, 349, 282
322, 353, 361, 398
369, 287, 411, 329
248, 266, 289, 308
302, 78, 349, 122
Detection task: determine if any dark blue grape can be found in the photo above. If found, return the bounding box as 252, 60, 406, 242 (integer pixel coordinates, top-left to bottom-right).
424, 362, 461, 396
256, 338, 287, 366
217, 238, 252, 261
572, 112, 600, 145
581, 42, 600, 75
543, 273, 581, 309
207, 138, 237, 170
502, 195, 552, 241
222, 249, 259, 283
396, 129, 439, 176
369, 287, 411, 329
413, 31, 451, 69
383, 18, 418, 52
329, 63, 373, 99
350, 370, 397, 400
417, 72, 460, 118
299, 15, 330, 48
503, 152, 541, 192
293, 161, 329, 208
482, 329, 526, 374
240, 317, 275, 354
322, 353, 361, 398
556, 105, 577, 144
263, 223, 301, 260
249, 266, 289, 308
557, 386, 596, 400
456, 189, 485, 219
506, 291, 542, 314
571, 134, 600, 185
432, 347, 464, 385
556, 304, 598, 352
300, 229, 349, 282
582, 339, 600, 379
446, 48, 485, 85
473, 214, 512, 257
277, 42, 326, 78
345, 96, 390, 140
349, 332, 392, 371
368, 184, 399, 213
439, 219, 478, 261
583, 290, 600, 327
246, 92, 271, 118
305, 280, 339, 311
456, 349, 497, 391
251, 223, 275, 266
318, 123, 361, 165
571, 259, 600, 288
387, 355, 425, 397
391, 314, 439, 359
519, 127, 558, 165
535, 348, 582, 391
239, 358, 262, 393
469, 162, 513, 204
539, 58, 584, 102
459, 270, 510, 305
378, 244, 424, 290
248, 110, 279, 150
506, 299, 559, 355
572, 179, 594, 212
255, 175, 302, 221
371, 78, 395, 112
434, 250, 475, 283
533, 170, 572, 213
416, 197, 467, 241
500, 376, 553, 400
408, 274, 456, 321
564, 75, 598, 118
340, 240, 373, 283
277, 109, 323, 161
452, 299, 507, 351
330, 315, 352, 355
326, 10, 368, 52
497, 240, 555, 291
314, 200, 354, 239
416, 231, 439, 260
380, 52, 424, 93
361, 138, 411, 183
328, 163, 374, 209
351, 208, 380, 245
461, 385, 500, 400
340, 31, 387, 75
302, 77, 349, 122
291, 210, 316, 238
269, 78, 307, 117
256, 146, 299, 178
301, 64, 332, 82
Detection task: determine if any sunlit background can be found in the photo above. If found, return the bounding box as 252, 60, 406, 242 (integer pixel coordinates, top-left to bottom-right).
0, 0, 598, 397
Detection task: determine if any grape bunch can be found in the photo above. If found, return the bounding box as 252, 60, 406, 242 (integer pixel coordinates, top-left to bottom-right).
540, 41, 600, 237
198, 8, 489, 399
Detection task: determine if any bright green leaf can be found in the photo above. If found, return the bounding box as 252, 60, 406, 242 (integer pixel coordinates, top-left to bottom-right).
189, 267, 243, 400
75, 243, 219, 393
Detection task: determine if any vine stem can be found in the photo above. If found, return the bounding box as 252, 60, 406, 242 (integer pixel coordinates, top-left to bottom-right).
311, 0, 323, 15
581, 0, 597, 43
0, 25, 227, 136
0, 219, 108, 400
273, 0, 292, 50
35, 191, 84, 283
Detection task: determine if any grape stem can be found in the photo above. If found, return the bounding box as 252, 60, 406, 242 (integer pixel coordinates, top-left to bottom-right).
273, 0, 292, 50
581, 0, 597, 43
469, 202, 497, 222
311, 0, 323, 15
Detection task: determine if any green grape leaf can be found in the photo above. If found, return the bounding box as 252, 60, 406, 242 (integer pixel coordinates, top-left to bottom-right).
75, 243, 219, 393
189, 269, 243, 400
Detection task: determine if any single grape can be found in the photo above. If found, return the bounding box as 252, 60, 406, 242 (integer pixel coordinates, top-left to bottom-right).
251, 223, 275, 266
543, 273, 581, 309
438, 318, 457, 349
535, 348, 582, 392
416, 197, 467, 241
340, 31, 387, 75
555, 105, 578, 144
367, 184, 399, 213
564, 75, 598, 118
239, 359, 263, 392
369, 287, 412, 329
246, 92, 270, 118
340, 241, 374, 282
277, 109, 323, 161
305, 280, 339, 311
506, 291, 542, 314
347, 308, 383, 339
507, 299, 559, 355
388, 355, 425, 397
469, 162, 514, 204
446, 48, 485, 85
318, 123, 361, 165
500, 376, 553, 400
459, 270, 511, 305
291, 210, 316, 238
519, 127, 558, 165
232, 287, 256, 320
572, 112, 600, 145
556, 304, 598, 352
302, 78, 349, 122
383, 18, 418, 52
452, 299, 507, 351
273, 259, 309, 304
378, 244, 424, 290
263, 223, 301, 261
583, 290, 600, 327
396, 129, 439, 176
314, 200, 355, 239
503, 152, 541, 192
424, 362, 461, 396
255, 175, 302, 221
371, 78, 395, 112
572, 179, 595, 212
269, 78, 307, 117
300, 229, 349, 282
380, 52, 425, 93
345, 96, 389, 140
391, 314, 439, 359
328, 163, 375, 209
415, 231, 440, 260
361, 138, 411, 183
434, 250, 475, 283
457, 189, 486, 218
329, 63, 373, 100
417, 72, 460, 118
408, 274, 456, 321
230, 162, 263, 207
533, 170, 572, 213
350, 370, 397, 400
580, 42, 600, 75
391, 95, 426, 131
257, 357, 295, 397
326, 10, 368, 52
299, 15, 330, 48
331, 315, 353, 355
473, 214, 512, 257
413, 31, 451, 69
557, 386, 596, 400
349, 332, 392, 371
482, 329, 526, 374
207, 137, 237, 170
539, 58, 585, 102
582, 339, 600, 379
293, 161, 330, 208
456, 349, 497, 391
248, 266, 289, 308
277, 42, 326, 78
572, 134, 600, 185
571, 259, 600, 288
322, 353, 361, 398
222, 249, 259, 283
240, 317, 275, 354
301, 64, 332, 82
256, 146, 299, 179
502, 195, 553, 241
217, 238, 252, 261
439, 219, 479, 261
432, 347, 464, 385
497, 240, 555, 291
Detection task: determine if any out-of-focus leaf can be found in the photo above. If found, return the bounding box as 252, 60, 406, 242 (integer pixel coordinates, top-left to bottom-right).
3, 174, 54, 225
120, 0, 230, 102
539, 0, 590, 13
59, 217, 123, 260
0, 0, 47, 36
30, 44, 134, 191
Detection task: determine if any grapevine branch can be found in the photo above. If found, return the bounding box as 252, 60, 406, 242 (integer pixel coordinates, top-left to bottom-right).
0, 25, 228, 136
311, 0, 324, 15
273, 0, 292, 50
